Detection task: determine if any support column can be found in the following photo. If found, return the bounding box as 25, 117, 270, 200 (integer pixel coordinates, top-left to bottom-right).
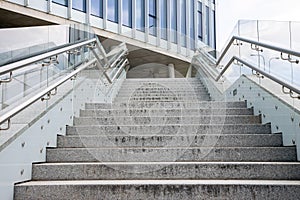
186, 65, 192, 78
168, 64, 175, 78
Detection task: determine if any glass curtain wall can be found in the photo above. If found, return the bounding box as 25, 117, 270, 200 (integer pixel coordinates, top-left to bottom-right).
91, 0, 103, 18
189, 0, 195, 49
206, 6, 210, 45
73, 0, 86, 12
136, 0, 145, 31
52, 0, 68, 6
198, 2, 203, 41
122, 0, 132, 27
180, 0, 186, 47
170, 0, 177, 43
149, 0, 157, 36
108, 0, 118, 22
160, 0, 167, 40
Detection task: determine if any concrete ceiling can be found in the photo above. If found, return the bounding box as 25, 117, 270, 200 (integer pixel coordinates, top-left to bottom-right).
0, 9, 52, 28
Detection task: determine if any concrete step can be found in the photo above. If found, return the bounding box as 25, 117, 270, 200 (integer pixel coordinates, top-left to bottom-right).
116, 93, 210, 98
66, 124, 272, 136
46, 147, 297, 162
117, 91, 209, 95
31, 162, 300, 181
85, 101, 247, 109
57, 134, 282, 148
118, 87, 207, 91
79, 108, 254, 117
114, 96, 211, 102
14, 180, 300, 200
73, 115, 261, 126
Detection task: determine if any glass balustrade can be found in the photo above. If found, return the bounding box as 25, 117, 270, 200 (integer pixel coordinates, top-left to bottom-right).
192, 20, 300, 159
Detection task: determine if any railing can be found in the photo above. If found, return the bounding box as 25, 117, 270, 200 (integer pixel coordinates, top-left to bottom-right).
192, 20, 300, 161
0, 24, 129, 130
194, 35, 300, 100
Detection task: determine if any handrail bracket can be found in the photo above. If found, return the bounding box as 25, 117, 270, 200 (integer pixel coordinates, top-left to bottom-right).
0, 119, 11, 131
280, 52, 299, 64
0, 71, 13, 84
251, 44, 263, 52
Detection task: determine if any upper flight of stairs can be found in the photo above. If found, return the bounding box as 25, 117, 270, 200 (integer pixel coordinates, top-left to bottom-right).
14, 78, 300, 199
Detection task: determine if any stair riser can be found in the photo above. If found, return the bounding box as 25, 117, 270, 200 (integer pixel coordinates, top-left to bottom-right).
85, 102, 247, 109
79, 109, 254, 117
66, 124, 272, 135
73, 116, 261, 126
46, 147, 296, 162
114, 97, 211, 101
32, 163, 300, 180
14, 184, 300, 200
57, 135, 282, 148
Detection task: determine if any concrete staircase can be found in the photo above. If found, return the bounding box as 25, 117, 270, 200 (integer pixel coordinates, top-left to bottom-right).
14, 78, 300, 199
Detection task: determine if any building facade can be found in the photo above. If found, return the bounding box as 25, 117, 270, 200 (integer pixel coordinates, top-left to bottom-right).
2, 0, 216, 58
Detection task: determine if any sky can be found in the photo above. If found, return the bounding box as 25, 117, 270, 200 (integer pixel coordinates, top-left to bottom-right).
216, 0, 300, 50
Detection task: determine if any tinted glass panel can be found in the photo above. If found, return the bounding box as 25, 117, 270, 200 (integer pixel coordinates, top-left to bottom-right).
108, 0, 118, 22
91, 0, 103, 18
122, 0, 132, 27
52, 0, 68, 6
181, 0, 186, 47
73, 0, 86, 12
170, 0, 177, 43
160, 0, 167, 39
136, 0, 145, 31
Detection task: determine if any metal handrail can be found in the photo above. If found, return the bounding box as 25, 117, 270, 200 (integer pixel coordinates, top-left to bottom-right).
0, 38, 97, 76
216, 36, 300, 66
0, 58, 97, 126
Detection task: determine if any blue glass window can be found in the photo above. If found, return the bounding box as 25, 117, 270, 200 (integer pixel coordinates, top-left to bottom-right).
136, 0, 145, 32
190, 0, 195, 49
170, 0, 177, 43
72, 0, 86, 12
108, 0, 118, 23
180, 0, 186, 47
91, 0, 103, 18
206, 6, 210, 45
198, 2, 203, 40
149, 0, 157, 36
122, 0, 132, 27
160, 0, 167, 40
52, 0, 68, 6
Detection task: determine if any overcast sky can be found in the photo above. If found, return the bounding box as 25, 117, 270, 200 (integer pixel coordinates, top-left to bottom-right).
216, 0, 300, 50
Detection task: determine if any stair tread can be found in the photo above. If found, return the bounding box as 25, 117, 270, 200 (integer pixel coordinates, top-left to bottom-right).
16, 179, 300, 186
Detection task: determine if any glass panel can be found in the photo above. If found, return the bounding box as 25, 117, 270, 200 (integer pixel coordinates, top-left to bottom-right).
72, 0, 86, 12
170, 0, 177, 43
122, 0, 132, 27
198, 2, 203, 41
180, 0, 186, 47
206, 6, 210, 46
189, 0, 195, 49
52, 0, 68, 6
0, 24, 95, 111
136, 0, 145, 32
91, 0, 103, 18
149, 0, 157, 36
160, 0, 167, 40
108, 0, 118, 23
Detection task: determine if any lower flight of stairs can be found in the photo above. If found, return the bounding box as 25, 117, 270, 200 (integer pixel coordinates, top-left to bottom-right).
14, 78, 300, 199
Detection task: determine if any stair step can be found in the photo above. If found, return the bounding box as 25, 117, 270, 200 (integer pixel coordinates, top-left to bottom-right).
32, 162, 300, 181
57, 134, 282, 148
46, 147, 297, 162
73, 115, 261, 126
79, 108, 254, 117
85, 101, 247, 109
114, 96, 211, 102
66, 124, 272, 135
14, 180, 300, 200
